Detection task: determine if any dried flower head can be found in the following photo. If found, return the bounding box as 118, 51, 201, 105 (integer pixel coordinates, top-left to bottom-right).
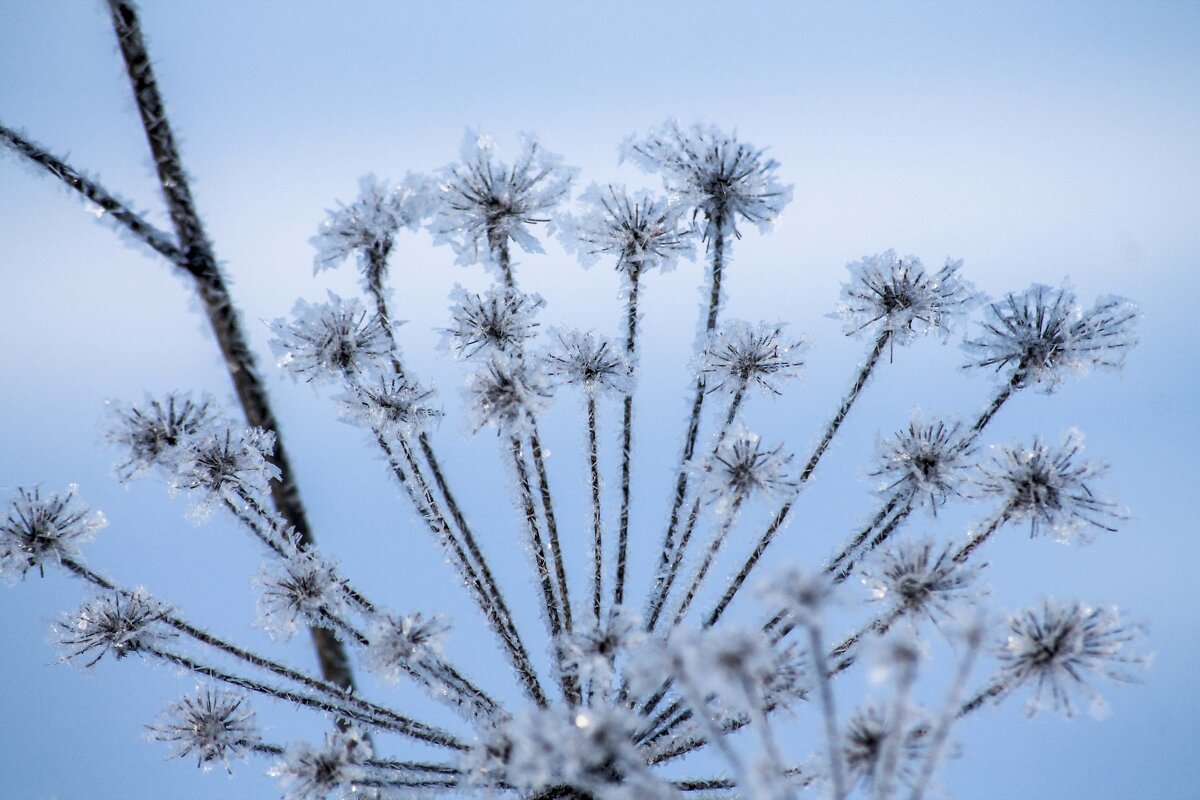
545, 329, 631, 396
105, 393, 220, 481
760, 566, 837, 627
624, 121, 792, 239
310, 173, 432, 280
998, 600, 1149, 718
964, 284, 1138, 391
975, 429, 1123, 541
676, 626, 780, 713
254, 549, 352, 640
841, 700, 926, 792
837, 252, 979, 344
338, 370, 442, 439
697, 320, 806, 396
435, 129, 576, 267
871, 414, 976, 512
465, 356, 552, 435
57, 589, 173, 666
702, 426, 797, 510
861, 538, 984, 622
559, 607, 644, 692
170, 426, 280, 519
270, 730, 370, 800
558, 183, 694, 272
148, 686, 260, 772
1, 485, 106, 580
269, 293, 392, 385
443, 285, 543, 359
364, 611, 450, 683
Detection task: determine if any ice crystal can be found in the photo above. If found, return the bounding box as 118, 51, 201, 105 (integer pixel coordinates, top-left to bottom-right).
558, 183, 694, 272
434, 129, 576, 267
57, 589, 173, 666
861, 538, 984, 622
545, 328, 631, 396
1, 485, 106, 580
964, 284, 1138, 391
871, 414, 976, 512
697, 320, 806, 396
998, 600, 1149, 717
623, 121, 792, 239
702, 426, 796, 510
443, 285, 543, 359
465, 356, 552, 435
975, 429, 1123, 540
254, 549, 352, 640
269, 293, 392, 385
270, 730, 370, 800
837, 252, 979, 343
148, 686, 260, 772
105, 393, 220, 481
363, 611, 450, 684
311, 173, 432, 277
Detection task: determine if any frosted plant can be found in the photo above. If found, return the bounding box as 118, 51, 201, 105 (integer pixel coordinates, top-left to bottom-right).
0, 5, 1151, 798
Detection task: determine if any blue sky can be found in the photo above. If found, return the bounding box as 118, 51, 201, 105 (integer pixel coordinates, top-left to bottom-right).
1, 1, 1198, 798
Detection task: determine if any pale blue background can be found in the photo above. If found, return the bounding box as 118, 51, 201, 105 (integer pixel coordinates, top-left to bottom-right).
1, 1, 1198, 798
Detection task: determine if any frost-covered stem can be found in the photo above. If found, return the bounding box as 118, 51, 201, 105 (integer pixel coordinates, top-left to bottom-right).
105, 0, 353, 693
743, 675, 789, 793
808, 622, 848, 800
587, 392, 604, 622
613, 262, 642, 608
649, 222, 728, 616
952, 510, 1009, 565
378, 436, 548, 707
831, 497, 915, 586
677, 666, 748, 785
0, 124, 183, 263
827, 605, 910, 674
647, 383, 747, 630
510, 437, 564, 641
496, 236, 516, 291
955, 676, 1009, 718
222, 494, 294, 559
362, 247, 400, 344
972, 372, 1020, 433
824, 492, 910, 582
875, 657, 917, 800
529, 420, 573, 634
704, 330, 891, 628
908, 635, 982, 800
147, 647, 465, 750
672, 496, 745, 627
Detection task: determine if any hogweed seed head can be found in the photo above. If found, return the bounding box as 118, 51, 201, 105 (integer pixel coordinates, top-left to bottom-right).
444, 285, 543, 360
623, 121, 792, 240
760, 566, 837, 628
465, 355, 552, 436
1, 485, 106, 580
434, 129, 576, 268
871, 414, 976, 513
998, 599, 1149, 718
840, 700, 927, 792
861, 538, 985, 623
964, 284, 1138, 391
697, 320, 806, 396
837, 252, 979, 343
364, 611, 450, 683
545, 328, 631, 396
269, 293, 392, 385
270, 730, 370, 800
702, 426, 797, 511
254, 549, 352, 641
311, 172, 433, 280
975, 429, 1123, 541
147, 686, 260, 772
337, 369, 442, 440
170, 426, 280, 520
557, 183, 694, 272
105, 393, 221, 481
56, 589, 173, 667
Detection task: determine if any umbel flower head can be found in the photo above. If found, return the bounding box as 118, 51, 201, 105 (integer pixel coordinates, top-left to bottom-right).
364, 611, 450, 684
544, 328, 630, 396
861, 538, 985, 622
170, 426, 280, 520
837, 252, 980, 344
840, 700, 927, 793
465, 355, 553, 435
310, 172, 432, 280
434, 129, 577, 268
557, 183, 694, 273
871, 413, 976, 512
998, 599, 1149, 718
269, 292, 392, 385
975, 428, 1123, 541
623, 120, 792, 240
696, 320, 806, 396
443, 285, 543, 360
147, 686, 260, 772
338, 369, 442, 439
964, 284, 1138, 391
56, 589, 173, 667
254, 549, 352, 640
1, 485, 106, 580
270, 730, 371, 800
703, 425, 797, 510
105, 393, 220, 481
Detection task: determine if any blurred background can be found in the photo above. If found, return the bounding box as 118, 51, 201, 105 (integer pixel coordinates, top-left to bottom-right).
1, 1, 1197, 798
